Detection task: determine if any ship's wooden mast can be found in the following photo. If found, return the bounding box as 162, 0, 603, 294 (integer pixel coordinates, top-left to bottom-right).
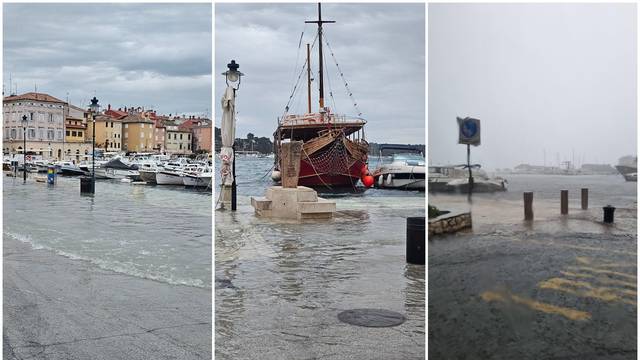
305, 3, 334, 111
307, 43, 312, 114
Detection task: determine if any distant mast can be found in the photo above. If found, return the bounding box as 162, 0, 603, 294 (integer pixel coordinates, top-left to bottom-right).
306, 3, 335, 112
307, 43, 312, 113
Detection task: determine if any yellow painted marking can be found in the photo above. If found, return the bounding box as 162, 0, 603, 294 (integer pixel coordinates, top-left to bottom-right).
480, 290, 591, 321
560, 271, 637, 289
575, 257, 635, 269
524, 240, 636, 256
539, 278, 636, 305
566, 266, 637, 281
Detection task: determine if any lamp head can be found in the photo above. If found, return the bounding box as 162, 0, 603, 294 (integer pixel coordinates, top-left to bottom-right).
222, 60, 244, 86
89, 96, 100, 115
21, 115, 28, 128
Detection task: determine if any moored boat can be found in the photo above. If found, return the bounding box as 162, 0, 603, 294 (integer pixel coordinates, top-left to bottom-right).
615, 155, 637, 182
372, 145, 425, 190
272, 3, 369, 189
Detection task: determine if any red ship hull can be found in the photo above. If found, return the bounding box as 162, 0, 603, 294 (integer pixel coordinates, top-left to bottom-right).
297, 158, 366, 188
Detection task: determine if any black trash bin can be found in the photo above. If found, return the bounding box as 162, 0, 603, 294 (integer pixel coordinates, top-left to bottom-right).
406, 217, 425, 265
80, 176, 94, 194
603, 205, 615, 224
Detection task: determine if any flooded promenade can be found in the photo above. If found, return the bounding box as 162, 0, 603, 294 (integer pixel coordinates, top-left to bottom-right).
215, 157, 425, 359
429, 174, 637, 359
3, 176, 212, 359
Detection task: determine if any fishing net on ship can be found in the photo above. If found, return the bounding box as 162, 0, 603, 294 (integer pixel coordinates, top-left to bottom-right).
304, 139, 355, 177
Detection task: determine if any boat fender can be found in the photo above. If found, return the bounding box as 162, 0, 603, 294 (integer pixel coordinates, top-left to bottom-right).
385, 173, 393, 186
271, 170, 281, 182
378, 174, 384, 187
361, 174, 374, 187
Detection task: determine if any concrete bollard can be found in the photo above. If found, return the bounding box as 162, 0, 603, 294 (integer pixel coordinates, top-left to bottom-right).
603, 205, 615, 223
406, 217, 425, 265
561, 190, 568, 215
581, 188, 588, 210
524, 192, 534, 220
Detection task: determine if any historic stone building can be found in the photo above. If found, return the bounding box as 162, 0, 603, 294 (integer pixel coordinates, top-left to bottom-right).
3, 92, 66, 159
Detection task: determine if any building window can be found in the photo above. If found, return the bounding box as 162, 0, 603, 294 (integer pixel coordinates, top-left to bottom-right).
124, 132, 128, 139
29, 129, 36, 139
49, 114, 54, 122
124, 124, 128, 128
72, 131, 77, 137
48, 130, 54, 140
179, 143, 182, 150
66, 130, 70, 136
111, 122, 113, 128
180, 133, 183, 140
30, 112, 34, 121
188, 134, 191, 140
10, 129, 16, 139
140, 132, 144, 139
79, 131, 83, 137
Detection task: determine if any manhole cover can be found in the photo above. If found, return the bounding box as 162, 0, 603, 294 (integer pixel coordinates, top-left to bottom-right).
337, 309, 406, 327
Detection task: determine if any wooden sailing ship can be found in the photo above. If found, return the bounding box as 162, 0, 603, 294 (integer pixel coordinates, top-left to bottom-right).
273, 3, 369, 188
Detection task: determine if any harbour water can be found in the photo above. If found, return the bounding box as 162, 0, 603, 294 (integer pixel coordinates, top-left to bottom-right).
215, 157, 426, 359
3, 175, 212, 288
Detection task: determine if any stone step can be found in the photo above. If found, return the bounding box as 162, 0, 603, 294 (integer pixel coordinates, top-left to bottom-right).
251, 196, 272, 211
297, 198, 336, 214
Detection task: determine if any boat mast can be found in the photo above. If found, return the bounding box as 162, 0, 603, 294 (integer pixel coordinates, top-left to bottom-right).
306, 3, 334, 112
307, 43, 312, 113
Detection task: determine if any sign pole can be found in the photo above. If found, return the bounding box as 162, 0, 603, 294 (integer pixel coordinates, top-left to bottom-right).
467, 144, 473, 199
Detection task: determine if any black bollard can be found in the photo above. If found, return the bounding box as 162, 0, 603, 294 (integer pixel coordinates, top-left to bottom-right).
603, 205, 615, 224
561, 190, 568, 215
80, 176, 94, 194
581, 188, 588, 210
406, 217, 425, 265
524, 192, 534, 220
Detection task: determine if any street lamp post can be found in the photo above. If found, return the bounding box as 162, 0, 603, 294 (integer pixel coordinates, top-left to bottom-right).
222, 60, 244, 211
89, 97, 100, 193
21, 115, 28, 183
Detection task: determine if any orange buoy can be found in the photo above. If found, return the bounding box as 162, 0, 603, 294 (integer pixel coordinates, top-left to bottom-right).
362, 175, 374, 187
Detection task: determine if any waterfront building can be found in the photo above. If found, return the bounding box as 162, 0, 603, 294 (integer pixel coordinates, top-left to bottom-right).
122, 113, 154, 152
3, 92, 66, 159
165, 128, 192, 154
63, 104, 92, 161
87, 114, 123, 152
178, 116, 212, 153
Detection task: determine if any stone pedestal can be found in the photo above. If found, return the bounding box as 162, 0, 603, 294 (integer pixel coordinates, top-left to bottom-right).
251, 186, 336, 220
219, 184, 232, 209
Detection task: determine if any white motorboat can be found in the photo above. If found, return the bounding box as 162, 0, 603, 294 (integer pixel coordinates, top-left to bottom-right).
54, 161, 87, 176
372, 145, 425, 190
182, 165, 212, 188
95, 157, 140, 180
156, 169, 185, 185
615, 155, 637, 182
429, 165, 507, 193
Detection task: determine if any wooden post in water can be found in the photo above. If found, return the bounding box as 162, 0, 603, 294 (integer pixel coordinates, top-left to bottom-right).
561, 190, 569, 215
281, 141, 303, 188
581, 188, 588, 210
524, 192, 534, 220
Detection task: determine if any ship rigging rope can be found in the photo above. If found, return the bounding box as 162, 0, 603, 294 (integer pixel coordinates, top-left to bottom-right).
280, 32, 319, 121
323, 48, 338, 114
323, 33, 363, 117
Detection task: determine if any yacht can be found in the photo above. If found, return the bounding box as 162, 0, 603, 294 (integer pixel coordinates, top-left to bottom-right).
95, 157, 140, 180
54, 161, 87, 176
183, 165, 212, 188
372, 145, 425, 190
429, 165, 508, 193
615, 155, 637, 182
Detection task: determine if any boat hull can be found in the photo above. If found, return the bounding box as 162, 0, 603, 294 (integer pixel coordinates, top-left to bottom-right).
616, 165, 637, 182
183, 175, 212, 188
156, 171, 184, 185
139, 170, 157, 184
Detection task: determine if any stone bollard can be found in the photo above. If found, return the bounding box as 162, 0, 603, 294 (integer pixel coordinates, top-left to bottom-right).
603, 205, 615, 223
561, 190, 568, 215
581, 188, 588, 210
524, 192, 534, 220
281, 141, 303, 188
406, 217, 425, 265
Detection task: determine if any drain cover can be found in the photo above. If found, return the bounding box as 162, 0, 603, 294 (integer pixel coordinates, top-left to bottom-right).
337, 308, 406, 327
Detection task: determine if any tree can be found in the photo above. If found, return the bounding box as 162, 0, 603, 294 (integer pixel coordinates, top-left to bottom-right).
247, 133, 255, 141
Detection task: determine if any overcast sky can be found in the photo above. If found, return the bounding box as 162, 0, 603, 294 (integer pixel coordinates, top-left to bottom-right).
429, 3, 636, 169
4, 3, 211, 117
215, 3, 425, 143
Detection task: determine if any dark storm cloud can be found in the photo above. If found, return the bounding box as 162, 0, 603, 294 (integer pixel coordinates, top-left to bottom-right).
215, 3, 425, 143
429, 3, 636, 169
4, 3, 212, 115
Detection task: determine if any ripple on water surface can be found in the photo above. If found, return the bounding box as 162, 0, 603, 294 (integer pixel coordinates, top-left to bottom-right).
4, 176, 212, 288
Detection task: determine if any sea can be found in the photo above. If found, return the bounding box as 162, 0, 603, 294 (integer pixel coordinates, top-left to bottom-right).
215, 156, 426, 358
3, 175, 212, 288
